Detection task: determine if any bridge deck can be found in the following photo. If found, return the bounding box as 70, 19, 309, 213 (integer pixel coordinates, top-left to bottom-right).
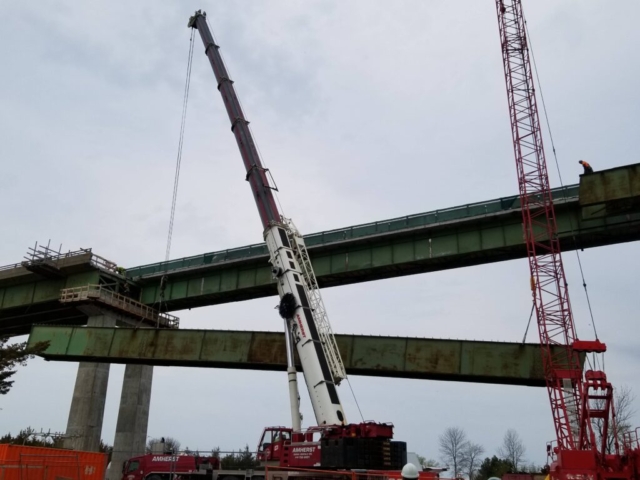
3, 164, 640, 334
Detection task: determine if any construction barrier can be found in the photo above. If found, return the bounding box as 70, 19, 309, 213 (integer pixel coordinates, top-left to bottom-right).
0, 445, 107, 480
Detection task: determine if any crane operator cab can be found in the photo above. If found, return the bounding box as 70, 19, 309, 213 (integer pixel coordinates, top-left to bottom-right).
257, 427, 292, 464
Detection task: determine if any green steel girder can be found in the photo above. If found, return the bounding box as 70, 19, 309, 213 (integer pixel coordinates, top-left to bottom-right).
579, 163, 640, 219
27, 325, 583, 386
3, 164, 640, 335
0, 271, 103, 335
134, 199, 640, 311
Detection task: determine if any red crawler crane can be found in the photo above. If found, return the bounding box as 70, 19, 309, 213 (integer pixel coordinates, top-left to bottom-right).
495, 1, 640, 479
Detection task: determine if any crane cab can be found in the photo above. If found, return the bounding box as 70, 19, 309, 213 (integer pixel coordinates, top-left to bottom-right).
257, 427, 324, 468
257, 427, 293, 464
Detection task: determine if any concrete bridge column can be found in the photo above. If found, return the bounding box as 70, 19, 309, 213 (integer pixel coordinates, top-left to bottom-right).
106, 364, 154, 480
63, 312, 117, 451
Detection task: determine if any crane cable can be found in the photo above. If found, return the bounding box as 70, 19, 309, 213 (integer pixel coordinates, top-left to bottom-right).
166, 28, 195, 264
523, 18, 602, 371
153, 28, 195, 319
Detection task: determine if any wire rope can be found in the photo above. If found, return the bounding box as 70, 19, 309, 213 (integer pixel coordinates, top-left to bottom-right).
524, 17, 602, 371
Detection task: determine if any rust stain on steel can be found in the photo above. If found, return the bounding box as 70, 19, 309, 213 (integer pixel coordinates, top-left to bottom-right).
334, 335, 354, 366
405, 339, 460, 374
349, 337, 405, 371
30, 326, 578, 386
630, 165, 640, 195
201, 330, 253, 364
247, 332, 287, 365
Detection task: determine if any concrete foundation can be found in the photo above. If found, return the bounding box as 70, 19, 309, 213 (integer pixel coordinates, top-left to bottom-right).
63, 313, 117, 451
106, 364, 154, 480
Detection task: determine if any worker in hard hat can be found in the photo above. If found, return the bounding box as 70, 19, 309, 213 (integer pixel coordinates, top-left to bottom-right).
579, 160, 594, 174
401, 463, 420, 480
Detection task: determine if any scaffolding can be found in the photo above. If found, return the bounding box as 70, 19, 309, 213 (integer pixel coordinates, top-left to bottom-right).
60, 284, 179, 328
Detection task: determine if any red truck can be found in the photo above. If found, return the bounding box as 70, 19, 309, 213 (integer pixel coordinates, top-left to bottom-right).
122, 453, 228, 480
256, 425, 406, 470
121, 427, 424, 480
121, 451, 439, 480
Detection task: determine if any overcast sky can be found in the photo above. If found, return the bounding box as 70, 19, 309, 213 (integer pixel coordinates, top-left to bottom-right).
1, 0, 639, 470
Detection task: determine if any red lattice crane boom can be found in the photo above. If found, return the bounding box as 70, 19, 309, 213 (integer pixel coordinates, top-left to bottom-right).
494, 1, 640, 479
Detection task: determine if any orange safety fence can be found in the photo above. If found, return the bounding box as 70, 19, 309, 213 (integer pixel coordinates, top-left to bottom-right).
0, 449, 107, 480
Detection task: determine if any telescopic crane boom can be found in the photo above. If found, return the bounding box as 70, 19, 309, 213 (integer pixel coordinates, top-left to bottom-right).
188, 10, 347, 430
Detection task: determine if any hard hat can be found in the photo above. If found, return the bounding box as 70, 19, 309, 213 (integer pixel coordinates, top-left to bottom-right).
401, 463, 420, 480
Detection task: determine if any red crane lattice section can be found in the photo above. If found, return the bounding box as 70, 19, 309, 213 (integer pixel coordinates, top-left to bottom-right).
495, 0, 584, 452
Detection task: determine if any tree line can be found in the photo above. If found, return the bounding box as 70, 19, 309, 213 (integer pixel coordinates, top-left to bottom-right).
424, 390, 637, 480
418, 427, 533, 480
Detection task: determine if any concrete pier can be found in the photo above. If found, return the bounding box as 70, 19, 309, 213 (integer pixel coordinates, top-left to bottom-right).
63, 312, 117, 451
107, 364, 154, 480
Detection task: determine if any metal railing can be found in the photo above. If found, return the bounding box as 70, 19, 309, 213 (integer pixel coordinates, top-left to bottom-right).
0, 261, 23, 272
0, 242, 122, 276
23, 242, 90, 265
60, 285, 179, 328
88, 253, 119, 274
0, 243, 94, 273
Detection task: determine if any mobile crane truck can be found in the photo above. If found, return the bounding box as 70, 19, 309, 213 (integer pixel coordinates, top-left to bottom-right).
122, 10, 416, 480
186, 9, 407, 473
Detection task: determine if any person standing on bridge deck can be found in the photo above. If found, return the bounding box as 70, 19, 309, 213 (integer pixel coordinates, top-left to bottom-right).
579, 160, 594, 174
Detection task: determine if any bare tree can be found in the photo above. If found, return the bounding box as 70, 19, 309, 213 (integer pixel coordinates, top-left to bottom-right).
439, 427, 469, 477
595, 385, 636, 454
498, 429, 526, 471
417, 455, 440, 468
462, 442, 485, 480
147, 437, 181, 453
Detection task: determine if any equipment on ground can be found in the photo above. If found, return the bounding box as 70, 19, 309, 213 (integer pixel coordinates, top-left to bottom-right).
495, 1, 640, 479
187, 9, 405, 471
122, 454, 221, 480
121, 451, 439, 480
